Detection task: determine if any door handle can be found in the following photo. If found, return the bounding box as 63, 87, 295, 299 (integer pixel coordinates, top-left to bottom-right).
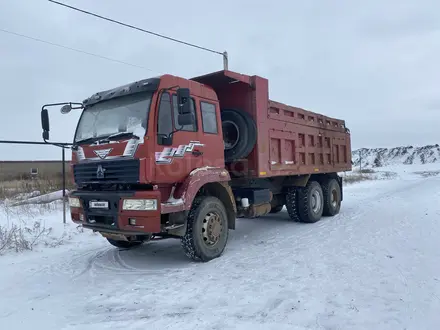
192, 150, 203, 157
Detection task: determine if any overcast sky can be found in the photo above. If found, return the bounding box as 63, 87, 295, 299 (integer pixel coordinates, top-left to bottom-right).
1, 0, 439, 160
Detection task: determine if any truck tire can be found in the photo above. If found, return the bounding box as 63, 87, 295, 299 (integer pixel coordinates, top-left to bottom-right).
181, 196, 229, 262
221, 108, 257, 162
270, 205, 284, 213
322, 178, 341, 216
285, 187, 301, 222
296, 181, 324, 223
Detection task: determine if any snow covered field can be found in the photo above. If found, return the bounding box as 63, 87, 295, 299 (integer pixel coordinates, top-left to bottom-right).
1, 165, 440, 329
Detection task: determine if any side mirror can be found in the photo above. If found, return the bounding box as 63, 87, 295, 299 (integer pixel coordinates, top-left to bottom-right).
41, 109, 50, 140
177, 88, 191, 114
60, 104, 72, 114
178, 113, 195, 126
157, 135, 173, 146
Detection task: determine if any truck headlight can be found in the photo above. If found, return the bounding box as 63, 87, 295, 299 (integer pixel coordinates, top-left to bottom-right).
68, 197, 81, 208
122, 199, 157, 211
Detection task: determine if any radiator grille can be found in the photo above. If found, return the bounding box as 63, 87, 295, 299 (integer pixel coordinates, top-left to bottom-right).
73, 159, 140, 185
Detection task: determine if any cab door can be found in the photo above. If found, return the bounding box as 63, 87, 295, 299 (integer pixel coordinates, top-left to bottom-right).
198, 98, 224, 168
154, 91, 204, 183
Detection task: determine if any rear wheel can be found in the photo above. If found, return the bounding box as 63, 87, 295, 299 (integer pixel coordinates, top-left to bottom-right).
285, 187, 300, 222
181, 196, 229, 262
297, 181, 324, 223
322, 178, 341, 216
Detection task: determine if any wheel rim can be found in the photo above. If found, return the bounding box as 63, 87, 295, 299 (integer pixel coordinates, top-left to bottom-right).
311, 190, 322, 214
331, 189, 338, 208
202, 211, 223, 246
222, 120, 240, 150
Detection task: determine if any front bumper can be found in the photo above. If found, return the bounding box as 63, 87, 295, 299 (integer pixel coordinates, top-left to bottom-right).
69, 190, 161, 235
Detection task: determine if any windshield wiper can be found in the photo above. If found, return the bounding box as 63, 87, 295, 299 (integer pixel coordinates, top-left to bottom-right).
74, 134, 113, 146
74, 132, 139, 148
74, 136, 102, 145
105, 132, 139, 141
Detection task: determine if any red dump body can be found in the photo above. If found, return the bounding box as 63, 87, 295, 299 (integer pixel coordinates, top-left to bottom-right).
191, 70, 352, 178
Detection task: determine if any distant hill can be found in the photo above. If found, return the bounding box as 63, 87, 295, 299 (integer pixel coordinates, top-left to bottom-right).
352, 144, 440, 168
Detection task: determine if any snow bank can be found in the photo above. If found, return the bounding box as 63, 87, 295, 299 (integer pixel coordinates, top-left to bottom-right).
352, 144, 440, 168
9, 189, 68, 206
342, 162, 440, 185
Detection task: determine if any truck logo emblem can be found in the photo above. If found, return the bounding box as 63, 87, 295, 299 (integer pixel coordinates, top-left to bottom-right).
96, 165, 106, 179
155, 141, 204, 164
94, 148, 113, 159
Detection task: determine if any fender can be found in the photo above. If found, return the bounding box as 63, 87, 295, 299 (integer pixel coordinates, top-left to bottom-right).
161, 166, 232, 214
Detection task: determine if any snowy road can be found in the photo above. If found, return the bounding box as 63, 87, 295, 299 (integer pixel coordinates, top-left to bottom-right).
1, 173, 440, 329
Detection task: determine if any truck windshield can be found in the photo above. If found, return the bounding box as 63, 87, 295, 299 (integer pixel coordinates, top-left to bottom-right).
74, 92, 152, 143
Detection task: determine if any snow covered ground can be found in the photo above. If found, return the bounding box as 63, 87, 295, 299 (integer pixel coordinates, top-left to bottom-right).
1, 165, 440, 329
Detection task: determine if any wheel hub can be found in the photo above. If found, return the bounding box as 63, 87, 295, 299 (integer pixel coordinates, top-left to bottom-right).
202, 212, 223, 246
331, 189, 338, 207
311, 190, 322, 213
222, 120, 240, 150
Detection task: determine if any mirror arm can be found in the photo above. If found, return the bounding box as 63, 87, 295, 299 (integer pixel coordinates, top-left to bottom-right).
167, 126, 183, 139
41, 102, 82, 111
41, 101, 83, 147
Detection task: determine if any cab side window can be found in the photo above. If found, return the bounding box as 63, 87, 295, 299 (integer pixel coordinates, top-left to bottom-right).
158, 92, 173, 136
200, 101, 218, 134
172, 94, 197, 132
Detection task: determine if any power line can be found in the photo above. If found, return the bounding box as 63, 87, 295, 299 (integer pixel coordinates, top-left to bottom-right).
48, 0, 223, 55
0, 28, 157, 72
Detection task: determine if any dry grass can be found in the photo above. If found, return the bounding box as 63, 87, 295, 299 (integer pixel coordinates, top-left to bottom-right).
343, 173, 375, 184
343, 168, 377, 184
359, 168, 376, 174
0, 220, 53, 254
380, 171, 398, 180
0, 176, 73, 200
0, 201, 80, 255
0, 219, 77, 255
343, 168, 399, 184
0, 176, 79, 255
413, 170, 440, 178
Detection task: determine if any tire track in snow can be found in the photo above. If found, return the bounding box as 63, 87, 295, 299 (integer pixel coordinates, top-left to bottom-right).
229, 177, 427, 263
191, 177, 437, 324
68, 242, 197, 279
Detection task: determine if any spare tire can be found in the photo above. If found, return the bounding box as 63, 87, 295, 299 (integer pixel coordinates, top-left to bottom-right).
221, 108, 257, 162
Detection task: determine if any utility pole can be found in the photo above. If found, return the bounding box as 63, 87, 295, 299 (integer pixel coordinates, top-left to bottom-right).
62, 147, 66, 224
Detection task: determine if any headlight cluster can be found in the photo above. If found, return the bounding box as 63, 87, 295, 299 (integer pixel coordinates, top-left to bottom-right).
68, 197, 81, 208
122, 199, 157, 211
68, 197, 158, 211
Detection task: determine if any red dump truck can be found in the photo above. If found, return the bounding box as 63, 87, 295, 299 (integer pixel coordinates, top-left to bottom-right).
41, 69, 352, 262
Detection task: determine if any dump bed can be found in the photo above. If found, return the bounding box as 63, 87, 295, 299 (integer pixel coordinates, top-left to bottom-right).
191, 70, 352, 178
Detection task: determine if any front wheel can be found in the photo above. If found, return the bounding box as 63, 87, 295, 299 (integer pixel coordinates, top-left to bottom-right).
181, 196, 229, 262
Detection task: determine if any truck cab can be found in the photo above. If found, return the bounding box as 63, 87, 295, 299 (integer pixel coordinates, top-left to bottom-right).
73, 74, 224, 184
